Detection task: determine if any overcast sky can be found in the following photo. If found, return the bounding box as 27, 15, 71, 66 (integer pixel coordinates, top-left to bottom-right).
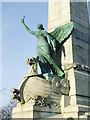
0, 1, 90, 107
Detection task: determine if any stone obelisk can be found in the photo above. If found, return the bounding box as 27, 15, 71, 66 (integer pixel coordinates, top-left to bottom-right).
48, 0, 90, 118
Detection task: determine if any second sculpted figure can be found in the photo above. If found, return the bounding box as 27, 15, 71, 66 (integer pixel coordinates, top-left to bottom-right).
21, 16, 73, 78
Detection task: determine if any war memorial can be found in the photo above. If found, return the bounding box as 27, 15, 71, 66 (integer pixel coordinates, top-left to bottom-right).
11, 1, 90, 119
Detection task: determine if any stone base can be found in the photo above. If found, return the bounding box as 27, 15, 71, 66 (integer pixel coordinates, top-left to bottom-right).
12, 103, 90, 119
12, 104, 61, 118
46, 105, 90, 119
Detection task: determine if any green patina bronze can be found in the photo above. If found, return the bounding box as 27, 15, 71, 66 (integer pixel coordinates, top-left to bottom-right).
21, 16, 73, 78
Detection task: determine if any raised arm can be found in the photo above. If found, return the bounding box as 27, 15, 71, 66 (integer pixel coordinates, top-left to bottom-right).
21, 16, 36, 36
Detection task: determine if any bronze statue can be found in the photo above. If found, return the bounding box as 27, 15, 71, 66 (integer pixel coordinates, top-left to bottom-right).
21, 16, 73, 78
11, 17, 73, 105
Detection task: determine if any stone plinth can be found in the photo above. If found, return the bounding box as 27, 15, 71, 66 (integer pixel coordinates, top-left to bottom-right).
12, 66, 66, 119
12, 104, 60, 118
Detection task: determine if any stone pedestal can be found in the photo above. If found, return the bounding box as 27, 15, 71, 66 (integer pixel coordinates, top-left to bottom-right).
12, 66, 63, 119
12, 104, 60, 119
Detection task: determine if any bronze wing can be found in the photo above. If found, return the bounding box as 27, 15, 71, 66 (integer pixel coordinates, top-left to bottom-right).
49, 21, 73, 45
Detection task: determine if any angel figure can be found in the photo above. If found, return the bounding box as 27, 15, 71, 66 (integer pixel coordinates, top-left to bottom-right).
21, 16, 73, 78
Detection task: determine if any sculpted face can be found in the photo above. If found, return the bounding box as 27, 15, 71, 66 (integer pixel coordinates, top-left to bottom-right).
37, 23, 44, 30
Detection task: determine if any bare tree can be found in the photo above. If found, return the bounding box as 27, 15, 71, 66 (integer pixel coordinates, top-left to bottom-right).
0, 100, 16, 119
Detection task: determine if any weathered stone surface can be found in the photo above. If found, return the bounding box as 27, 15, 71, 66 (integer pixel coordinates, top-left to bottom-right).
48, 1, 90, 119
76, 96, 90, 106
72, 37, 89, 50
75, 72, 90, 97
12, 105, 60, 118
48, 1, 70, 32
70, 2, 89, 21
71, 14, 89, 28
18, 75, 62, 106
72, 29, 89, 43
72, 44, 89, 66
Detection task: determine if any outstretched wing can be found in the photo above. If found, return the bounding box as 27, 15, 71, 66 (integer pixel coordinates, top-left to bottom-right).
50, 22, 73, 44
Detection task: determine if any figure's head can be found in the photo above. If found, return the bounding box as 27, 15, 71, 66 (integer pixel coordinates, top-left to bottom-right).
37, 23, 44, 30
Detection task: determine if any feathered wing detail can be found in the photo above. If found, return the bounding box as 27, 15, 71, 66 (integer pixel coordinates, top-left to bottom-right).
49, 22, 73, 44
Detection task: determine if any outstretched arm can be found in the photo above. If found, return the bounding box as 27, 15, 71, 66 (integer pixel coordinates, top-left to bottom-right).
21, 16, 36, 36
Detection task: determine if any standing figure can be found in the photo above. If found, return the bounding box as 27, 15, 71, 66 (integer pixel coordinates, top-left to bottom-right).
21, 16, 73, 78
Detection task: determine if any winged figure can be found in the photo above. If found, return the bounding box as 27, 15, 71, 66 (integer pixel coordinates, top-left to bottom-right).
21, 16, 73, 78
